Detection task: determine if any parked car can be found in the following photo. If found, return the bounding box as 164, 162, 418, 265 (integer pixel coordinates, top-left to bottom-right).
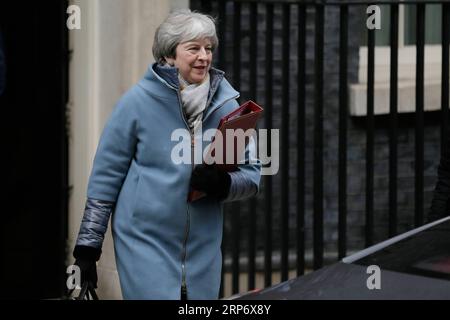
229, 217, 450, 300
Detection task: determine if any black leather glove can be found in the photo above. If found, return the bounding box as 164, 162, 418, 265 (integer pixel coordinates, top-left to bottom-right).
73, 245, 101, 288
190, 164, 231, 200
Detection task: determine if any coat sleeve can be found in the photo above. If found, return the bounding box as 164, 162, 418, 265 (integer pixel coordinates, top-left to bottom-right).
223, 133, 261, 202
429, 135, 450, 222
75, 198, 115, 249
87, 96, 139, 202
76, 95, 138, 249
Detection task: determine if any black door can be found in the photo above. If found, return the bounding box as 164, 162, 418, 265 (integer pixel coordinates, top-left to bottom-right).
0, 1, 69, 299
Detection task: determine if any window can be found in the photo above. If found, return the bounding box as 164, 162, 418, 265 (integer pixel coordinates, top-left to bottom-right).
350, 4, 447, 116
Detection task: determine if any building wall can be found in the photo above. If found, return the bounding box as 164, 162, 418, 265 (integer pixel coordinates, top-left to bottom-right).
68, 0, 188, 299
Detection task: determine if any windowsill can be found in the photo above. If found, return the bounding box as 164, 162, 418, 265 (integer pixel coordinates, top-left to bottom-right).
349, 78, 449, 116
351, 45, 448, 116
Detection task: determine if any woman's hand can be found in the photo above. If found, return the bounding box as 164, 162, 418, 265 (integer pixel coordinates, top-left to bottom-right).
190, 164, 231, 200
73, 245, 101, 288
74, 258, 98, 289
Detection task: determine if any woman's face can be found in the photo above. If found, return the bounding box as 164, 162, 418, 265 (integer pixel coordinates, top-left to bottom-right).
166, 38, 213, 84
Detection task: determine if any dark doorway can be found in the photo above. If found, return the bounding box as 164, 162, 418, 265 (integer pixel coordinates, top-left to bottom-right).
0, 1, 69, 298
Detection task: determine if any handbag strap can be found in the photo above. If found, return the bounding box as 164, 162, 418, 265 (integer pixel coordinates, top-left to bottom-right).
68, 281, 99, 300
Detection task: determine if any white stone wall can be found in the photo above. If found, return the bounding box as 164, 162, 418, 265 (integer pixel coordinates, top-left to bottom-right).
68, 0, 188, 300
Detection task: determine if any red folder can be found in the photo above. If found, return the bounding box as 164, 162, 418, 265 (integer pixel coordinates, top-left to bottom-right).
188, 100, 264, 202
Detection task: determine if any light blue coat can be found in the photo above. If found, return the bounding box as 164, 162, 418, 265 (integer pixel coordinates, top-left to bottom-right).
78, 63, 261, 299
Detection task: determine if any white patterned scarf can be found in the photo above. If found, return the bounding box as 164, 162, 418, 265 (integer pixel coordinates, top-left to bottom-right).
179, 73, 210, 133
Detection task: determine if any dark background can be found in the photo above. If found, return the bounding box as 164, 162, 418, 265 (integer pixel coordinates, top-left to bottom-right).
0, 1, 68, 299
193, 1, 446, 262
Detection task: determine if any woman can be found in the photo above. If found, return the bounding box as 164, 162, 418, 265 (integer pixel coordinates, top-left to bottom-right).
73, 10, 261, 300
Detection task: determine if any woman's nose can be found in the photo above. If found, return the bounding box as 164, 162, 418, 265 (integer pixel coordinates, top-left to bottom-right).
197, 47, 208, 60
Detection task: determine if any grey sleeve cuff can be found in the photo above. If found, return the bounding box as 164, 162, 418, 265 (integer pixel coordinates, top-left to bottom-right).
223, 170, 258, 202
75, 198, 114, 249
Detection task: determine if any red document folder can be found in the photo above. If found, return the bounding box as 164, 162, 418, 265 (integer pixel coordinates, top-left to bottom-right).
188, 100, 264, 202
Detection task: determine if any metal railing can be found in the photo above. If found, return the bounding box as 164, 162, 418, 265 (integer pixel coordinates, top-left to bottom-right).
191, 0, 450, 297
